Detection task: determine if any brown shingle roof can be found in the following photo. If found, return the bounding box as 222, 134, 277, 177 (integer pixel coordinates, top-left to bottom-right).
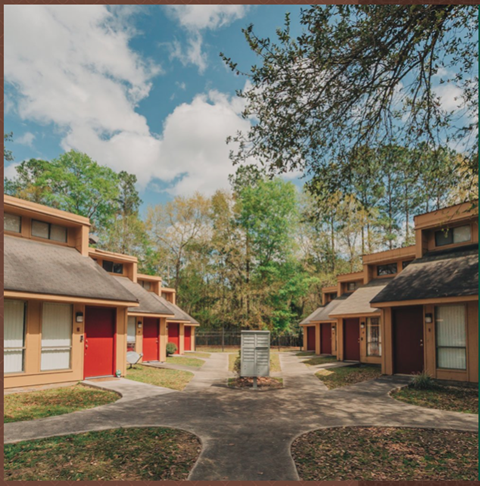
153, 294, 199, 325
5, 236, 138, 303
113, 277, 174, 316
329, 279, 393, 317
371, 244, 478, 304
300, 293, 352, 325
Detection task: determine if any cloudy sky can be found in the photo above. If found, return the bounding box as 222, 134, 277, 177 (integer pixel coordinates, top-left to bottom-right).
4, 5, 305, 211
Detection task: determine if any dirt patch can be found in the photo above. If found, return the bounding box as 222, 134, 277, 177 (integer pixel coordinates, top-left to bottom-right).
292, 426, 478, 480
228, 377, 283, 389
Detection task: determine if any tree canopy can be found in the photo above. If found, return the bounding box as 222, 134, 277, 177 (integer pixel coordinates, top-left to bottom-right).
222, 5, 478, 197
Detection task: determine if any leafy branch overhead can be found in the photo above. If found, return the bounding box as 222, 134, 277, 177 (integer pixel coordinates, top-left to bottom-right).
221, 5, 478, 185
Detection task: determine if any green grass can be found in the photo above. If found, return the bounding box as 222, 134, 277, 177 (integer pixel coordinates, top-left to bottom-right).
184, 351, 211, 359
4, 427, 200, 481
166, 356, 205, 368
296, 351, 315, 357
228, 352, 281, 373
4, 385, 119, 424
292, 427, 478, 480
393, 385, 478, 414
315, 364, 381, 389
303, 356, 337, 367
126, 365, 193, 391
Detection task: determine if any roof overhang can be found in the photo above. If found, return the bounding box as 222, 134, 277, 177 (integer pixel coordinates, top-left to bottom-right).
5, 290, 139, 307
330, 312, 381, 319
371, 295, 478, 308
127, 311, 173, 318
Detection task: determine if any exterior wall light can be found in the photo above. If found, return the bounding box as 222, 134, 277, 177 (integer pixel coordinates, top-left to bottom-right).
137, 321, 142, 328
425, 313, 433, 324
360, 322, 365, 329
75, 312, 84, 323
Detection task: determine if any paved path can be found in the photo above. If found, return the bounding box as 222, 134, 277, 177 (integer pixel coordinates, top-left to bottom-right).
5, 352, 478, 481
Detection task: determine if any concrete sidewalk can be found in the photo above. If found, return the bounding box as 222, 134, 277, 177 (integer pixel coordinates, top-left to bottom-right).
5, 351, 478, 481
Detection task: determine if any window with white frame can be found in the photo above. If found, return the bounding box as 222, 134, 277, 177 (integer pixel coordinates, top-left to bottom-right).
366, 317, 381, 357
435, 305, 467, 370
4, 299, 26, 373
41, 303, 73, 371
127, 316, 136, 346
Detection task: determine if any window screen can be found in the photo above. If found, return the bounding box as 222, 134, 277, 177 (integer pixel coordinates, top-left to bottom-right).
4, 299, 26, 373
377, 263, 397, 276
4, 213, 21, 233
32, 220, 50, 239
435, 225, 471, 247
435, 305, 466, 370
366, 317, 381, 357
127, 316, 136, 344
41, 303, 73, 371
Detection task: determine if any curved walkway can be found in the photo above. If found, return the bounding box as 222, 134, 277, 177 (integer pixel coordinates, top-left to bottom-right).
5, 352, 477, 481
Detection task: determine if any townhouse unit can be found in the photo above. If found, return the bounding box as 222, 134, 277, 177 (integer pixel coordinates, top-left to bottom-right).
301, 201, 478, 383
4, 195, 200, 389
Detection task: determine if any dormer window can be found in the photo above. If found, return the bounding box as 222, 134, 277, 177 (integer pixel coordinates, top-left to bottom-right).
377, 263, 397, 276
347, 282, 357, 291
4, 213, 21, 233
435, 225, 471, 247
140, 280, 151, 291
102, 260, 123, 274
32, 220, 67, 243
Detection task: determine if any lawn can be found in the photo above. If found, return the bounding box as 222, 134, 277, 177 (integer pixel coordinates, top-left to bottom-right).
228, 352, 281, 373
4, 427, 200, 481
296, 351, 315, 357
303, 356, 337, 367
292, 427, 478, 480
393, 384, 478, 414
126, 365, 194, 391
184, 351, 211, 359
315, 364, 381, 389
166, 356, 205, 368
4, 385, 119, 423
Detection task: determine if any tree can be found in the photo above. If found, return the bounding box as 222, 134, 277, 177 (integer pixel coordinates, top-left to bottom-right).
4, 150, 122, 231
4, 132, 14, 163
222, 5, 478, 197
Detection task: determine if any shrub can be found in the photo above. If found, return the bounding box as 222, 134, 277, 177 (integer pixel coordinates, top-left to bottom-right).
233, 350, 241, 376
166, 342, 177, 356
410, 371, 438, 390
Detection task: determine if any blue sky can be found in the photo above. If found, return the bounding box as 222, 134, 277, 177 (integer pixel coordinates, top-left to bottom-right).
4, 5, 305, 214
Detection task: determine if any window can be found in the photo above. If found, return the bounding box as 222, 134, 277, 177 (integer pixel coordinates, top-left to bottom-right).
141, 280, 151, 291
377, 263, 397, 276
435, 225, 471, 247
402, 260, 413, 269
347, 282, 357, 291
31, 220, 67, 243
366, 317, 381, 357
4, 213, 21, 233
4, 300, 26, 373
41, 303, 72, 371
102, 260, 123, 274
127, 316, 136, 350
435, 305, 466, 370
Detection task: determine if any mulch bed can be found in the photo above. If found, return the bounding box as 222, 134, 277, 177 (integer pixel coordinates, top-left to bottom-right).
292, 426, 478, 480
229, 377, 283, 389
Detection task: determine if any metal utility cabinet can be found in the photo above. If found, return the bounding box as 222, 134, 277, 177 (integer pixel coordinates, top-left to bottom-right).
240, 330, 270, 377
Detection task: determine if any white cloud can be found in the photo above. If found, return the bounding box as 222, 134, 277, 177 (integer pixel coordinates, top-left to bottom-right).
5, 5, 254, 195
15, 132, 36, 147
166, 5, 249, 73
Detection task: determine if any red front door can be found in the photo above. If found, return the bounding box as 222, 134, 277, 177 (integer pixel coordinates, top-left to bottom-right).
393, 306, 424, 374
307, 326, 316, 351
168, 323, 180, 354
184, 326, 192, 351
321, 323, 332, 354
343, 318, 360, 361
84, 306, 115, 379
143, 318, 159, 361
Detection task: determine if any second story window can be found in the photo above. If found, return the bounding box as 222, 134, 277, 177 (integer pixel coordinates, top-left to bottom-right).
347, 282, 357, 291
435, 225, 471, 247
102, 260, 124, 274
141, 280, 151, 291
32, 220, 67, 243
402, 260, 413, 269
377, 263, 397, 276
4, 213, 21, 233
